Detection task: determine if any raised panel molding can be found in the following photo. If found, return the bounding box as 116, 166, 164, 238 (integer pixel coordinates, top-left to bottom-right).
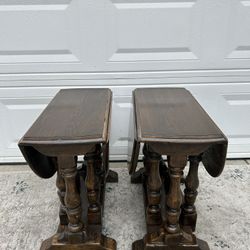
241, 0, 250, 7
1, 0, 250, 72
109, 48, 197, 62
0, 50, 79, 64
0, 0, 71, 11
112, 0, 196, 9
219, 92, 250, 144
227, 46, 250, 60
226, 0, 250, 60
222, 93, 250, 106
108, 0, 199, 62
0, 0, 80, 64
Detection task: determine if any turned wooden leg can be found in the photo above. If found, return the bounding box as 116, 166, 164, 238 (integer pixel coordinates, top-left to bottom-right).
180, 155, 201, 231
145, 145, 162, 225
94, 144, 104, 183
104, 142, 118, 183
94, 144, 105, 207
103, 142, 109, 176
56, 170, 68, 226
130, 144, 149, 184
58, 156, 83, 233
84, 146, 101, 225
143, 144, 151, 177
165, 155, 187, 234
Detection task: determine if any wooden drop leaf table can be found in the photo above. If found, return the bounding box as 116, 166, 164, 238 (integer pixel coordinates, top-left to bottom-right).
19, 88, 118, 250
128, 88, 228, 250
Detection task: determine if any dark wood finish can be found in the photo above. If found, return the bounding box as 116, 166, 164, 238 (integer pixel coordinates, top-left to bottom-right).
22, 88, 111, 144
85, 145, 102, 225
180, 156, 201, 232
56, 169, 68, 226
134, 88, 225, 143
144, 145, 162, 226
132, 238, 210, 250
19, 88, 117, 250
165, 154, 187, 235
129, 88, 228, 250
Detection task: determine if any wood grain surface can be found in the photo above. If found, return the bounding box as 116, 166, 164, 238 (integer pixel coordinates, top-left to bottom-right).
134, 88, 225, 143
20, 88, 112, 145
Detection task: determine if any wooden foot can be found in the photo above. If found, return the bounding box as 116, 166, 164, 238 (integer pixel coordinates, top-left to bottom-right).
106, 169, 118, 183
41, 233, 116, 250
132, 237, 209, 250
131, 168, 145, 184
132, 228, 209, 250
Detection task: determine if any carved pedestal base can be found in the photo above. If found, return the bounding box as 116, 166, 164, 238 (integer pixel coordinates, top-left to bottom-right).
131, 149, 210, 250
132, 237, 209, 250
41, 150, 118, 250
41, 233, 116, 250
132, 229, 209, 250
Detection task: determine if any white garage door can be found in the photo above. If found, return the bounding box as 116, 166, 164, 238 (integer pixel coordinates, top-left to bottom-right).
0, 0, 250, 162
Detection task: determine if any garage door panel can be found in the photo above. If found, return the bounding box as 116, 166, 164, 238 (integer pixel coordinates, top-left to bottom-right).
0, 0, 250, 162
225, 0, 250, 62
107, 0, 200, 62
0, 97, 52, 159
110, 95, 132, 159
2, 0, 250, 73
0, 0, 81, 65
0, 88, 58, 161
